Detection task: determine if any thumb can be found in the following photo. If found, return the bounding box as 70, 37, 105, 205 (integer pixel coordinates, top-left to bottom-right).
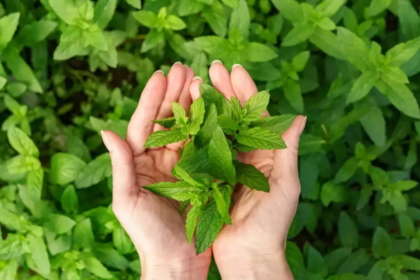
101, 130, 138, 212
270, 116, 307, 196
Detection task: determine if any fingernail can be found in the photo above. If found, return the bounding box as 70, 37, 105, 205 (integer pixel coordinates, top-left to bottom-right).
232, 64, 243, 69
183, 64, 189, 68
193, 76, 202, 81
154, 70, 164, 75
173, 61, 182, 66
212, 60, 222, 65
101, 130, 113, 152
299, 116, 307, 135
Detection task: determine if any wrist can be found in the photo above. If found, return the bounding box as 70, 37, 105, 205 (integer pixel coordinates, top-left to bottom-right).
140, 255, 210, 280
215, 249, 293, 280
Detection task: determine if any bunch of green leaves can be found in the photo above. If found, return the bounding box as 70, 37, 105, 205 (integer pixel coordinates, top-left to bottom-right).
144, 84, 293, 254
272, 0, 345, 58
338, 27, 420, 118
267, 51, 311, 112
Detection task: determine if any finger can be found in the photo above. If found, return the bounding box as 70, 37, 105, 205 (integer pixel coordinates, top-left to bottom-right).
101, 130, 138, 214
231, 64, 269, 116
126, 71, 166, 156
209, 61, 237, 101
154, 62, 186, 132
190, 76, 203, 101
270, 116, 307, 198
166, 66, 195, 151
178, 66, 195, 113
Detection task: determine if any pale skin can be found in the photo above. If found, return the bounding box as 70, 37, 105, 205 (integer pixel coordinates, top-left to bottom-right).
101, 61, 306, 280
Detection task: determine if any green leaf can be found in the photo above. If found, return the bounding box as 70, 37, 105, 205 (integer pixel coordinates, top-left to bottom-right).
347, 72, 379, 104
0, 13, 20, 50
4, 52, 43, 93
195, 196, 224, 254
284, 79, 304, 112
93, 244, 129, 270
113, 227, 134, 255
399, 214, 415, 238
242, 91, 270, 122
45, 214, 76, 235
197, 104, 218, 147
309, 27, 344, 59
222, 0, 238, 8
337, 27, 369, 71
398, 0, 420, 40
372, 227, 391, 258
292, 51, 310, 72
325, 248, 353, 275
144, 181, 202, 201
186, 203, 201, 243
27, 234, 50, 275
54, 26, 87, 60
337, 249, 369, 274
236, 162, 269, 192
141, 29, 165, 53
73, 219, 96, 248
15, 20, 57, 48
125, 0, 141, 9
229, 0, 250, 39
94, 0, 117, 29
334, 157, 359, 183
321, 181, 347, 207
203, 0, 227, 37
208, 127, 236, 185
212, 184, 232, 224
85, 25, 108, 50
381, 79, 420, 119
251, 115, 296, 135
271, 0, 303, 23
382, 66, 409, 84
387, 37, 420, 67
236, 127, 286, 149
0, 209, 25, 231
61, 185, 79, 214
0, 259, 18, 279
245, 42, 277, 62
339, 212, 358, 248
327, 274, 367, 280
82, 253, 113, 279
153, 117, 177, 128
316, 17, 336, 31
165, 15, 186, 31
132, 11, 157, 28
307, 246, 328, 277
144, 129, 189, 148
50, 153, 86, 185
49, 0, 79, 24
179, 0, 204, 16
0, 76, 6, 90
7, 127, 39, 157
360, 106, 386, 147
283, 22, 315, 47
190, 97, 205, 135
286, 241, 306, 279
75, 153, 112, 188
316, 0, 346, 18
369, 0, 392, 17
172, 102, 188, 125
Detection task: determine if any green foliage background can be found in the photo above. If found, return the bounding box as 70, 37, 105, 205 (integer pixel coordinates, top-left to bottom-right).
1, 0, 420, 279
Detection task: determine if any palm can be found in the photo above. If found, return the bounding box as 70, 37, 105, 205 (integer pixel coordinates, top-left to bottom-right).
105, 64, 211, 268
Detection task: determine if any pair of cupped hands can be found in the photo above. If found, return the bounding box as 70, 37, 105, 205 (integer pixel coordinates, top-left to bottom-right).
101, 61, 306, 280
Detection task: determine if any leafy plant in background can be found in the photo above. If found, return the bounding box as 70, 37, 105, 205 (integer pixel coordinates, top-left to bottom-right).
1, 0, 420, 279
144, 85, 290, 253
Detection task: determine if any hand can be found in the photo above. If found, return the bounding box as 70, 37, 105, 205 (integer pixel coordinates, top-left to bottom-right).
190, 62, 306, 280
101, 63, 211, 280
